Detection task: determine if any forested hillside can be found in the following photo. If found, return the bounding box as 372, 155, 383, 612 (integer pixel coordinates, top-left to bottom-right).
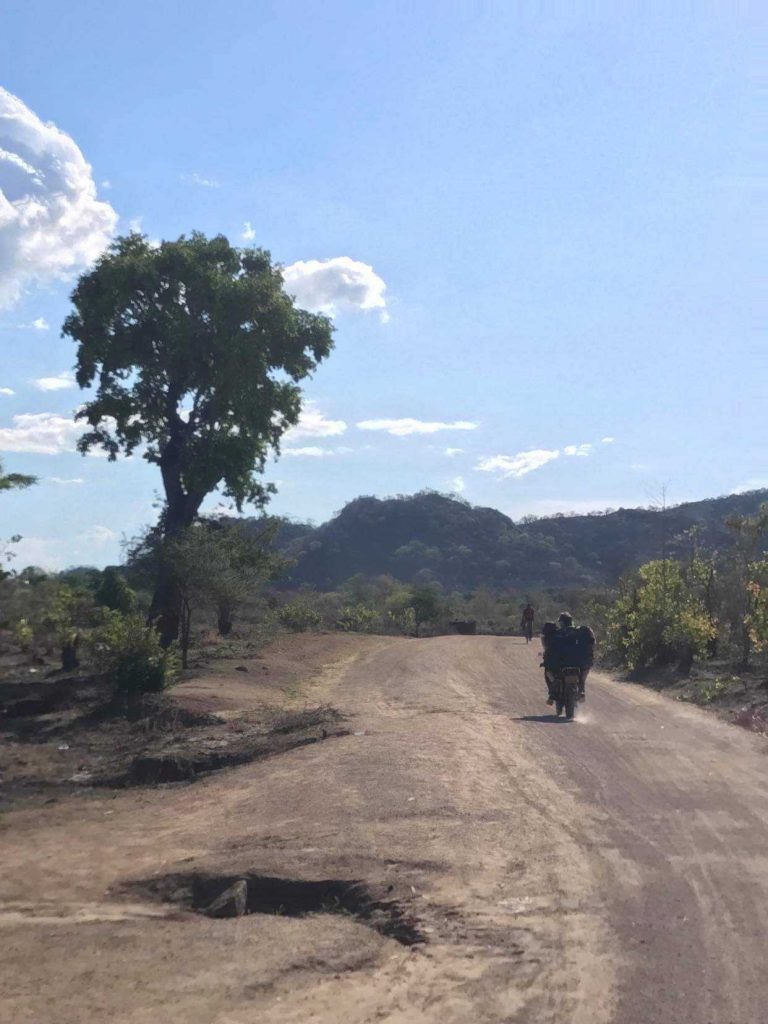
256, 489, 768, 591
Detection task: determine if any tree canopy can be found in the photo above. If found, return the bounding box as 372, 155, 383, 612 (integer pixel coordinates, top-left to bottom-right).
64, 232, 334, 527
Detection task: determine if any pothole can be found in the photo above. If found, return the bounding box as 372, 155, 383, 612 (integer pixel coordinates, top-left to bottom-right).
127, 872, 425, 946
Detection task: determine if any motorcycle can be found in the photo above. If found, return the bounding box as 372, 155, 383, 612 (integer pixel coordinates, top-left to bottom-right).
546, 666, 582, 720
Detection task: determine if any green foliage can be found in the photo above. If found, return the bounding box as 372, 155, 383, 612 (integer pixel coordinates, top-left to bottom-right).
607, 560, 715, 670
65, 232, 334, 516
746, 560, 768, 652
0, 458, 37, 493
14, 617, 33, 651
44, 585, 84, 647
91, 611, 179, 695
336, 604, 380, 633
387, 605, 417, 636
678, 676, 733, 706
410, 584, 443, 633
95, 567, 138, 614
168, 519, 286, 660
279, 600, 322, 632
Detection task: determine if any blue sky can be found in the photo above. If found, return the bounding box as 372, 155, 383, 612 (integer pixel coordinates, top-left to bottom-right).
0, 2, 763, 568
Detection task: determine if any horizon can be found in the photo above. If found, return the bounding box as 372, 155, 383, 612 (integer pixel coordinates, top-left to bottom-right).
0, 4, 762, 569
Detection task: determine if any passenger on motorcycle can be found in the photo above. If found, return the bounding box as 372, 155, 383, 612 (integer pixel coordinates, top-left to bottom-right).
541, 612, 595, 704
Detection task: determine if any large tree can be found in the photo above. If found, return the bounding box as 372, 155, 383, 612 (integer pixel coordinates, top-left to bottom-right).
64, 232, 334, 644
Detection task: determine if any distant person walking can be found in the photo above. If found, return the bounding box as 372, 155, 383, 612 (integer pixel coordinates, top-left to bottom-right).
521, 603, 535, 643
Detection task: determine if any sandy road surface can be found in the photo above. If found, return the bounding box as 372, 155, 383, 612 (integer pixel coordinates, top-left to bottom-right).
3, 636, 768, 1023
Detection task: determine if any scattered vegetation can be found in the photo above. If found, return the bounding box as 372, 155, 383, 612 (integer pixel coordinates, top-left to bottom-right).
90, 610, 179, 696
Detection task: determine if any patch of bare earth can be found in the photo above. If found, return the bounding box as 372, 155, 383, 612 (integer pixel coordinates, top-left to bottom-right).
0, 632, 380, 808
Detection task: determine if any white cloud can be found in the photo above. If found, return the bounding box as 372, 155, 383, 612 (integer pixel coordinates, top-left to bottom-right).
77, 524, 117, 548
33, 371, 75, 391
180, 172, 219, 188
445, 447, 464, 457
10, 535, 64, 571
241, 221, 256, 241
601, 437, 615, 444
49, 476, 84, 485
101, 179, 112, 190
451, 475, 466, 493
0, 387, 14, 396
476, 449, 560, 479
735, 478, 768, 494
285, 401, 347, 440
282, 256, 388, 321
357, 418, 478, 437
0, 411, 81, 454
282, 446, 335, 458
0, 87, 117, 308
508, 497, 639, 518
1, 316, 50, 331
564, 443, 593, 457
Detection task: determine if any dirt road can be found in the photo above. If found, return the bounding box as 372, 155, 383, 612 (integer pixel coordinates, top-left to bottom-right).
3, 636, 768, 1023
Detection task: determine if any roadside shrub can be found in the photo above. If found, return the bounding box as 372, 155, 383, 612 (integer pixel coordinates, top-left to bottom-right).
13, 617, 33, 652
279, 601, 322, 632
388, 606, 417, 636
91, 611, 179, 695
336, 604, 380, 633
607, 560, 715, 671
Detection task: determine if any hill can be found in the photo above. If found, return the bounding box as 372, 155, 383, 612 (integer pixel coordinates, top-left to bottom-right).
258, 489, 768, 592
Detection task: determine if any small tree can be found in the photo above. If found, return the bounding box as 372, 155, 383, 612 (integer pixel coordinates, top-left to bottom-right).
723, 507, 768, 667
95, 567, 138, 614
745, 560, 768, 655
169, 520, 284, 667
64, 232, 334, 646
608, 559, 714, 672
410, 584, 443, 636
91, 610, 179, 696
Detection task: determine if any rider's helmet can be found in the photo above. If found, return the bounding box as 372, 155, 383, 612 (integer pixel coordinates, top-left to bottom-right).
558, 612, 573, 629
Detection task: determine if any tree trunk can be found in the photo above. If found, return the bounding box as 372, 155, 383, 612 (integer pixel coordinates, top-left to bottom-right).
149, 566, 184, 648
148, 481, 202, 648
180, 600, 192, 670
61, 637, 79, 673
217, 601, 233, 637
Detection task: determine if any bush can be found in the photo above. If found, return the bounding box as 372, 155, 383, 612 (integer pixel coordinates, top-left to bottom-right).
14, 617, 33, 652
95, 567, 138, 614
336, 604, 380, 633
279, 601, 322, 632
607, 560, 715, 671
91, 611, 179, 695
388, 606, 417, 635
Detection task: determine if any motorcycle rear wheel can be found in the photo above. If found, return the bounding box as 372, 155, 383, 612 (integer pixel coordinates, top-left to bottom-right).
564, 685, 577, 720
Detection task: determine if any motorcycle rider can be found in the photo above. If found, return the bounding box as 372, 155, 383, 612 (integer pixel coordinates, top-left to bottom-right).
520, 602, 535, 642
542, 612, 595, 703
